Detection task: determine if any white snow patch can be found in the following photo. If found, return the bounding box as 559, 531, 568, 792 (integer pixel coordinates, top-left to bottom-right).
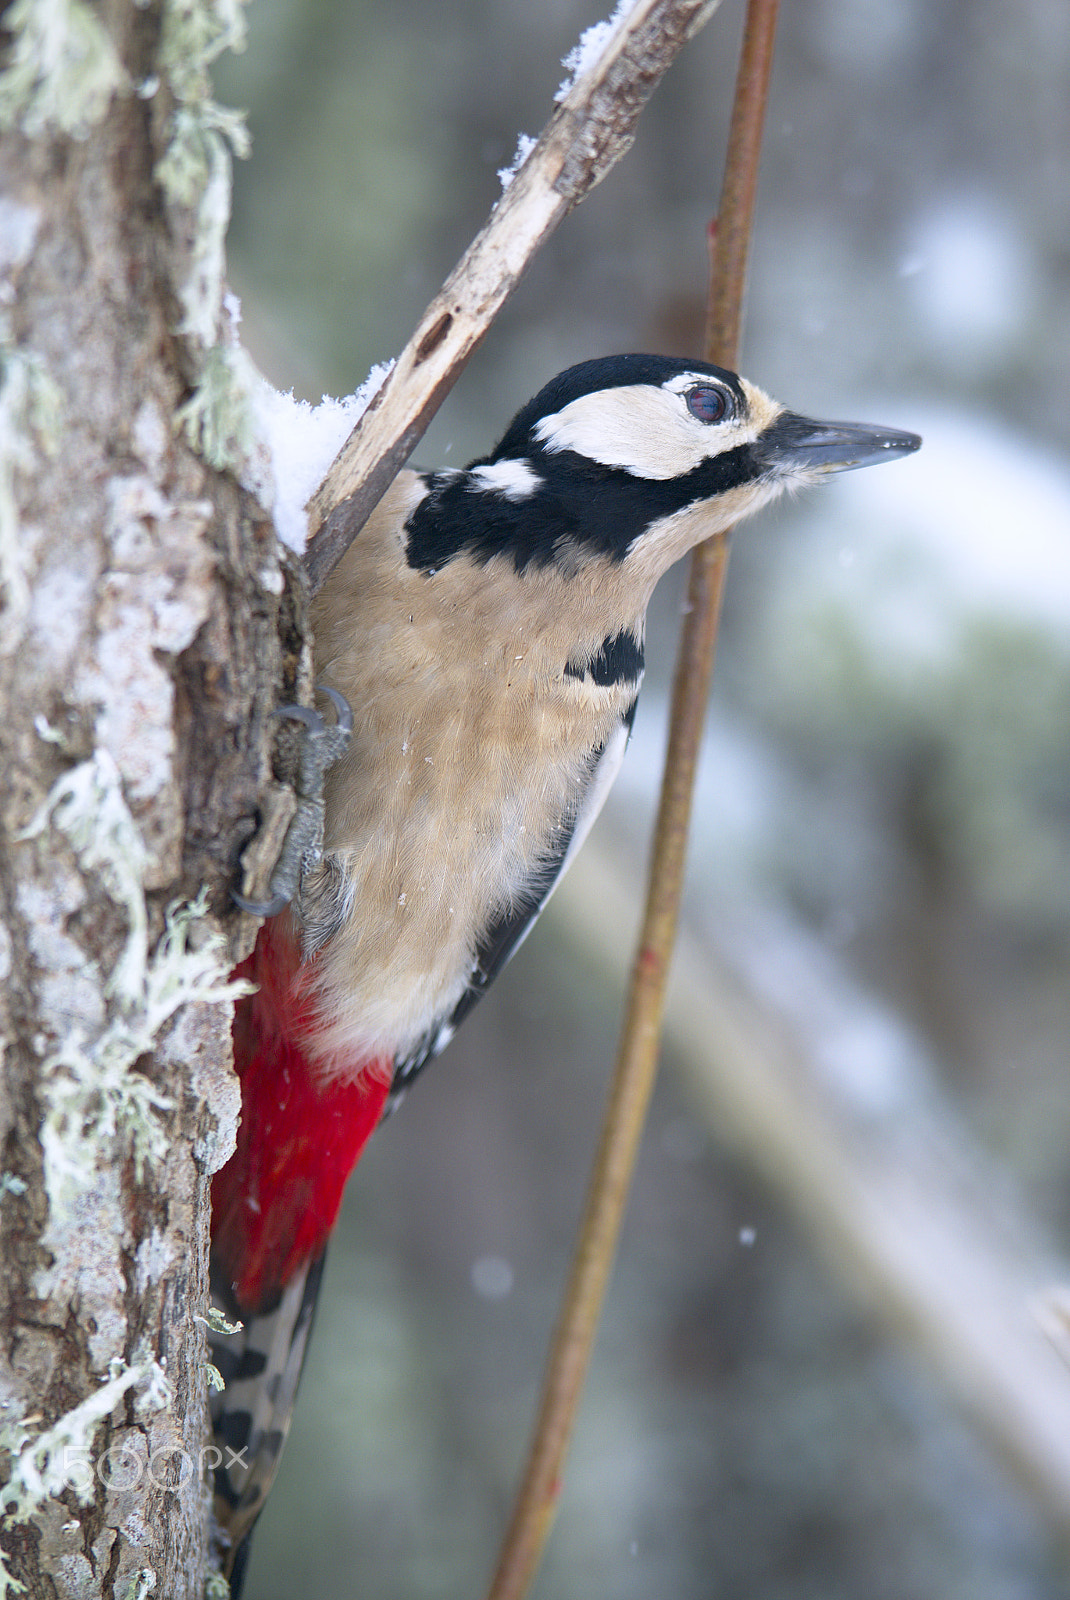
254, 361, 395, 552
497, 132, 537, 192
555, 0, 639, 102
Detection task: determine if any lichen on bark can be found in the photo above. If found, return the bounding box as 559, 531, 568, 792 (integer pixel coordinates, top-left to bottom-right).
0, 1, 280, 1593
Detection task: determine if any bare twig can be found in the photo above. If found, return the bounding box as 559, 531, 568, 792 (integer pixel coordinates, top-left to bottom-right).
704, 0, 780, 365
555, 833, 1070, 1540
303, 0, 724, 593
484, 8, 780, 1600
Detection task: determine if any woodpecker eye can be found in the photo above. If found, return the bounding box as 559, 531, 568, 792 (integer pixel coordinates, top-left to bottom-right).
686, 385, 729, 424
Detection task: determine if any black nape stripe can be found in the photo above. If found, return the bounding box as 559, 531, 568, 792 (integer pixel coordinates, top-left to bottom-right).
565, 629, 644, 688
406, 446, 761, 575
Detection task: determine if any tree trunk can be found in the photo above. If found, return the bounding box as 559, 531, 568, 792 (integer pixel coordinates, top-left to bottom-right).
0, 3, 285, 1592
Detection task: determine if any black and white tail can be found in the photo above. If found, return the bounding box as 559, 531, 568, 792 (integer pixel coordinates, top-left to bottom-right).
208, 1253, 326, 1595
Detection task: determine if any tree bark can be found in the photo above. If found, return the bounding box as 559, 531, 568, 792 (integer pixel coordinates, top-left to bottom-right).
0, 2, 284, 1592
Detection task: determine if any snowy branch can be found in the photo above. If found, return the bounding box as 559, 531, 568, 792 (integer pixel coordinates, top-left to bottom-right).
302, 0, 723, 592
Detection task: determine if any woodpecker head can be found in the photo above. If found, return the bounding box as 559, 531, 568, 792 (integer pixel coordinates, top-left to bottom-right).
405, 353, 920, 599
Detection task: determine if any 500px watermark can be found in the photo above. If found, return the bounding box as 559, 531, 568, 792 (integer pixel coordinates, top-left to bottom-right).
58, 1443, 249, 1494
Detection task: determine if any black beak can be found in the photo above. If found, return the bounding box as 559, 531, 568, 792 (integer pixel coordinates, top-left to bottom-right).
756, 411, 922, 474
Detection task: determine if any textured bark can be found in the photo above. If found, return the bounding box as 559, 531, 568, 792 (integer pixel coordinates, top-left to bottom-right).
0, 3, 286, 1593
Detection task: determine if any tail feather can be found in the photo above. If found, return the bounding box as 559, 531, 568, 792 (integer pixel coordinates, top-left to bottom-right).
209, 918, 392, 1583
209, 1252, 325, 1589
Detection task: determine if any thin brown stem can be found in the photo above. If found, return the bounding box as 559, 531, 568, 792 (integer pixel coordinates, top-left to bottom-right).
705, 0, 780, 365
483, 6, 779, 1600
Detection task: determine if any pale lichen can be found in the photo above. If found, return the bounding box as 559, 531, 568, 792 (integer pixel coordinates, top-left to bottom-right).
35, 888, 251, 1221
157, 0, 248, 100
0, 1360, 158, 1597
0, 0, 127, 139
196, 1307, 242, 1394
155, 0, 251, 368
157, 100, 247, 354
174, 341, 258, 473
197, 1307, 242, 1339
6, 750, 247, 1552
20, 745, 149, 999
150, 0, 264, 486
132, 1360, 174, 1418
19, 749, 251, 1227
134, 1230, 176, 1295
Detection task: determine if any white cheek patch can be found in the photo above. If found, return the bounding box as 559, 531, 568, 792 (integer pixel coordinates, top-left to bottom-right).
533, 382, 763, 480
469, 459, 543, 500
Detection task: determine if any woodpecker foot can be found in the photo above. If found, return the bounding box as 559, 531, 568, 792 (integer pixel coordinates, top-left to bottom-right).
234, 685, 353, 917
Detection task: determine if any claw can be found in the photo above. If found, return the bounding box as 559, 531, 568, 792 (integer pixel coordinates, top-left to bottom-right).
231, 888, 292, 918
272, 704, 324, 732
317, 683, 353, 735
270, 687, 352, 738
233, 684, 354, 920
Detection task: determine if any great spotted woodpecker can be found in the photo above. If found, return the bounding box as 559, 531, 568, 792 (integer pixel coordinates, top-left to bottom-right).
209, 353, 920, 1586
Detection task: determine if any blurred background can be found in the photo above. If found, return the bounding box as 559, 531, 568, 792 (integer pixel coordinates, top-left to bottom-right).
216, 2, 1070, 1595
